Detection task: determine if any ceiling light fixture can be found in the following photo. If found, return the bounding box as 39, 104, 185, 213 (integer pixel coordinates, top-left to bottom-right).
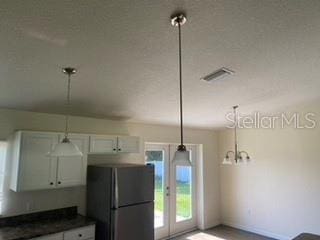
222, 106, 251, 165
171, 13, 191, 166
49, 67, 83, 157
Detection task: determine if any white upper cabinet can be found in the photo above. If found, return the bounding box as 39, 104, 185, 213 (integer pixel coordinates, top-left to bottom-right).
10, 132, 59, 191
9, 131, 140, 192
89, 135, 140, 154
117, 136, 140, 153
9, 131, 90, 192
56, 134, 89, 188
89, 135, 117, 154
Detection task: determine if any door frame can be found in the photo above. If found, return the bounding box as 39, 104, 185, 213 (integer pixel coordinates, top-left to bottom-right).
169, 144, 197, 235
145, 143, 198, 239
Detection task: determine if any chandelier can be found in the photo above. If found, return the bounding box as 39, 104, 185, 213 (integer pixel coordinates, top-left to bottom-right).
222, 106, 251, 165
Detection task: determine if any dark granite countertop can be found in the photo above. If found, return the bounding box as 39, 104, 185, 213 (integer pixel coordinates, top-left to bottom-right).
293, 233, 320, 240
0, 207, 95, 240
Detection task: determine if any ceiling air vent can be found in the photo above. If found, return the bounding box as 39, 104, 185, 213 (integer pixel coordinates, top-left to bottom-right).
201, 67, 234, 82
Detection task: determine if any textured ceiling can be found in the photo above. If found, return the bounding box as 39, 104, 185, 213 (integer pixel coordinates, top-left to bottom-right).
1, 0, 320, 128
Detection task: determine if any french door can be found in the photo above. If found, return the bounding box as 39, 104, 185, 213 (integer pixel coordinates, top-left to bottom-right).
145, 144, 197, 240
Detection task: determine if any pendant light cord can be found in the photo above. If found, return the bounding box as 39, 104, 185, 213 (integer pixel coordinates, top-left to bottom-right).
178, 21, 184, 146
65, 73, 71, 139
224, 105, 251, 163
233, 106, 238, 160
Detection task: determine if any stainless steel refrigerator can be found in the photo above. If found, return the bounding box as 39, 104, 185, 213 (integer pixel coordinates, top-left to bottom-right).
87, 164, 154, 240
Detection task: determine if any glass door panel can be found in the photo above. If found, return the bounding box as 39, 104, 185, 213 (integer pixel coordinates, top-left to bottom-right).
176, 165, 192, 222
145, 144, 169, 240
146, 150, 165, 228
170, 145, 197, 235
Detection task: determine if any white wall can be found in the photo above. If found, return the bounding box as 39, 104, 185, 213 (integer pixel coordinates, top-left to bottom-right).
218, 100, 320, 239
0, 108, 220, 229
2, 101, 319, 237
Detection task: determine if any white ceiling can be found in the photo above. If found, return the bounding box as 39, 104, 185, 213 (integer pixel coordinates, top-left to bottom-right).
1, 0, 320, 128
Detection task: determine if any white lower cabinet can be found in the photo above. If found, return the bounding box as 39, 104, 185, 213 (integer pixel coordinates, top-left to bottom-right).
64, 225, 95, 240
32, 233, 63, 240
31, 225, 95, 240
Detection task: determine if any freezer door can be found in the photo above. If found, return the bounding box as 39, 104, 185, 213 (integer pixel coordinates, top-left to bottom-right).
112, 202, 154, 240
114, 165, 154, 207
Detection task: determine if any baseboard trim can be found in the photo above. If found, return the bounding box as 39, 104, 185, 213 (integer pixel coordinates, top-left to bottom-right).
201, 220, 221, 230
222, 221, 291, 240
160, 227, 198, 240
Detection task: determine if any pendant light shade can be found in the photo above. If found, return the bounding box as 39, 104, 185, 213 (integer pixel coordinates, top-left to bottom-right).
49, 67, 83, 157
171, 13, 192, 166
173, 145, 190, 166
50, 137, 83, 157
222, 156, 232, 165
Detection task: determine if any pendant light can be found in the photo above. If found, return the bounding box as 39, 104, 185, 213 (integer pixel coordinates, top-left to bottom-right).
171, 13, 191, 166
222, 106, 251, 165
49, 68, 83, 157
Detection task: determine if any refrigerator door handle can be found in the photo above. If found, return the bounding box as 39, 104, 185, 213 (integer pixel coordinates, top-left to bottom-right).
112, 168, 119, 209
111, 210, 118, 240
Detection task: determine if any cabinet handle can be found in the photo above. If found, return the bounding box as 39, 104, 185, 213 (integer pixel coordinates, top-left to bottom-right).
50, 182, 53, 185
113, 148, 116, 151
78, 234, 82, 237
118, 148, 121, 151
58, 181, 61, 184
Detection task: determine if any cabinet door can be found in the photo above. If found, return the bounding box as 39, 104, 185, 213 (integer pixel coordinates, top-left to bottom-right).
56, 134, 89, 187
64, 225, 95, 240
89, 135, 117, 154
31, 233, 63, 240
18, 132, 59, 191
117, 136, 140, 153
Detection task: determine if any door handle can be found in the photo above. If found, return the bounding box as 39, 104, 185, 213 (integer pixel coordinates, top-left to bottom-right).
166, 186, 170, 196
